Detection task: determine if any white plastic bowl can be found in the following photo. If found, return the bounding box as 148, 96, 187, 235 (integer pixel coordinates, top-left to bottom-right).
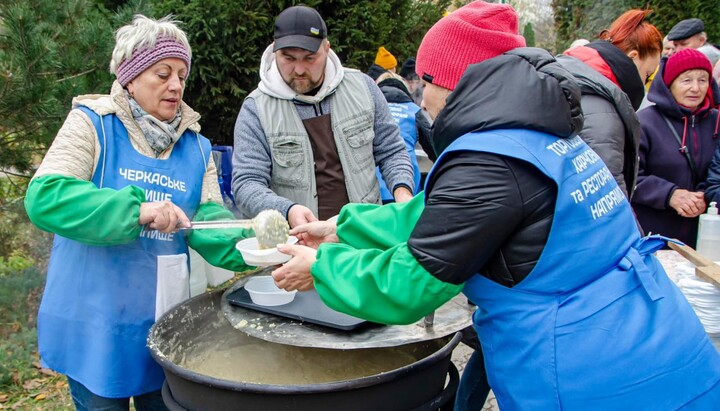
243, 276, 297, 306
235, 236, 298, 267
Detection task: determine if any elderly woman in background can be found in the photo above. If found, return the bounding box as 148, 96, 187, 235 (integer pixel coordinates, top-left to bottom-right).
632, 48, 720, 247
24, 15, 252, 410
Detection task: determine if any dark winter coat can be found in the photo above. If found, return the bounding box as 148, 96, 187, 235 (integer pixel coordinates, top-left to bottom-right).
704, 144, 720, 203
633, 57, 720, 247
556, 47, 642, 199
408, 47, 583, 286
366, 64, 387, 81
376, 77, 412, 104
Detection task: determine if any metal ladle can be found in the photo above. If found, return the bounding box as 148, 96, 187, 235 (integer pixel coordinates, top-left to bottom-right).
185, 209, 290, 249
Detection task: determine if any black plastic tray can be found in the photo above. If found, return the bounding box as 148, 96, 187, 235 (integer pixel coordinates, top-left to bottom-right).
225, 287, 369, 331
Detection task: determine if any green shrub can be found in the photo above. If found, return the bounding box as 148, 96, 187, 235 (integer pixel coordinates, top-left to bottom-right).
0, 251, 35, 277
0, 325, 39, 388
0, 178, 53, 270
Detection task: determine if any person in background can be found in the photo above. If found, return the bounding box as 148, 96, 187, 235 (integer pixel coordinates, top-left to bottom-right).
715, 60, 720, 84
633, 48, 720, 247
642, 35, 677, 94
232, 6, 414, 228
24, 15, 252, 410
399, 57, 423, 106
398, 56, 435, 164
698, 44, 720, 69
559, 9, 662, 199
668, 18, 708, 52
643, 36, 676, 103
367, 46, 397, 80
374, 71, 421, 203
568, 38, 589, 49
703, 133, 720, 203
663, 35, 676, 57
271, 1, 720, 409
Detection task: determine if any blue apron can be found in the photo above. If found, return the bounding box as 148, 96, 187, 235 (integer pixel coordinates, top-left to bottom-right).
428, 129, 720, 410
376, 101, 421, 201
38, 107, 211, 398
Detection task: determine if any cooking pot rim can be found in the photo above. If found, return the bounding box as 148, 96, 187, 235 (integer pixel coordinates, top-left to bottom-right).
149, 329, 461, 394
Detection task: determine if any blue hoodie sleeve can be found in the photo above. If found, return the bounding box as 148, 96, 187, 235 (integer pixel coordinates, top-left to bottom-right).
365, 75, 415, 194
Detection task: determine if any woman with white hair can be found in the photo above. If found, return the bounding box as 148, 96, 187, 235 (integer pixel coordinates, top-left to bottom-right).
25, 15, 253, 409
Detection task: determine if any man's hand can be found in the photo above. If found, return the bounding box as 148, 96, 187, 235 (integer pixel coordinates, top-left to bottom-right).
393, 186, 414, 203
288, 204, 318, 228
290, 221, 338, 249
669, 189, 706, 218
272, 244, 317, 291
139, 201, 190, 233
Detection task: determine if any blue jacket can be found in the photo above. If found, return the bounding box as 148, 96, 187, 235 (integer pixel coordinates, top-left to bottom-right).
702, 135, 720, 203
375, 77, 422, 202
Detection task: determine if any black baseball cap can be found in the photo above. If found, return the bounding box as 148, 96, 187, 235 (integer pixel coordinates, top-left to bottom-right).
667, 18, 705, 41
273, 6, 327, 52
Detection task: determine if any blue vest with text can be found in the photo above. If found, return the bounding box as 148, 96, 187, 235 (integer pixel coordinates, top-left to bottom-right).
38, 107, 210, 397
428, 128, 720, 410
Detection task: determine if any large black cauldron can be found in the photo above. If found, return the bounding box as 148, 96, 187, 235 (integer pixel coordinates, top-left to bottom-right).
148, 288, 461, 411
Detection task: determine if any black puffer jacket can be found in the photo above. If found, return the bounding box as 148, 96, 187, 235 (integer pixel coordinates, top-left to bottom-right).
556, 52, 642, 199
408, 48, 583, 287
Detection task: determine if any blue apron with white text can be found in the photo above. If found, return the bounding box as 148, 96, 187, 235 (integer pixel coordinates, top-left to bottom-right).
428, 129, 720, 410
38, 107, 210, 397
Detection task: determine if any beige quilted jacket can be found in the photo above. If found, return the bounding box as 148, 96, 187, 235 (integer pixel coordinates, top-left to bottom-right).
33, 81, 222, 204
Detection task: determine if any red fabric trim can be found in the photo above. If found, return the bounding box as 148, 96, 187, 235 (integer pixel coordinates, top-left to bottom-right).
564, 46, 621, 88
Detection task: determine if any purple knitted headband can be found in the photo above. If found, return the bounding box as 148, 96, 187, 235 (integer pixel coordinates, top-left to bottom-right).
116, 37, 191, 86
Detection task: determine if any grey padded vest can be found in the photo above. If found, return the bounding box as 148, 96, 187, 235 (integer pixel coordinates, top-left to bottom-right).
249, 69, 381, 216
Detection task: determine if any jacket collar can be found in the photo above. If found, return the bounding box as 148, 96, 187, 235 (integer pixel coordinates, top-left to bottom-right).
72, 81, 201, 136
585, 41, 645, 111
432, 47, 584, 156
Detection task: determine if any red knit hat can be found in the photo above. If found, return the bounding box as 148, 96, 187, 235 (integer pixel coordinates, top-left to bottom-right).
663, 48, 713, 87
416, 1, 526, 91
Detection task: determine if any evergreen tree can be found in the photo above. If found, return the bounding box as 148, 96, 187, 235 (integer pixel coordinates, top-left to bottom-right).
552, 0, 719, 52
150, 0, 450, 145
523, 22, 536, 47
0, 0, 145, 178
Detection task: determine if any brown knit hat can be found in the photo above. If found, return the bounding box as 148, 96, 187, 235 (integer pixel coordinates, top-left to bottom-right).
416, 1, 525, 90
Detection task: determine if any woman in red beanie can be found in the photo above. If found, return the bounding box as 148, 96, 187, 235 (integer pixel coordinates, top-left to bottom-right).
272, 1, 720, 409
558, 9, 662, 199
632, 48, 720, 247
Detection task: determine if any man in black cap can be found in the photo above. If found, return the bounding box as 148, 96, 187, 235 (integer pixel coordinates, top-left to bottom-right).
232, 5, 415, 228
667, 18, 708, 52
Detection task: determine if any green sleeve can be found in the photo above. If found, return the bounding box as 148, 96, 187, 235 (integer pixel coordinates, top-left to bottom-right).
336, 193, 425, 250
24, 174, 145, 245
187, 202, 255, 272
311, 242, 464, 325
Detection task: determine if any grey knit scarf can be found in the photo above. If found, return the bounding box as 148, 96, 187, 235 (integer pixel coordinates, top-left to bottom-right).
127, 92, 182, 155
